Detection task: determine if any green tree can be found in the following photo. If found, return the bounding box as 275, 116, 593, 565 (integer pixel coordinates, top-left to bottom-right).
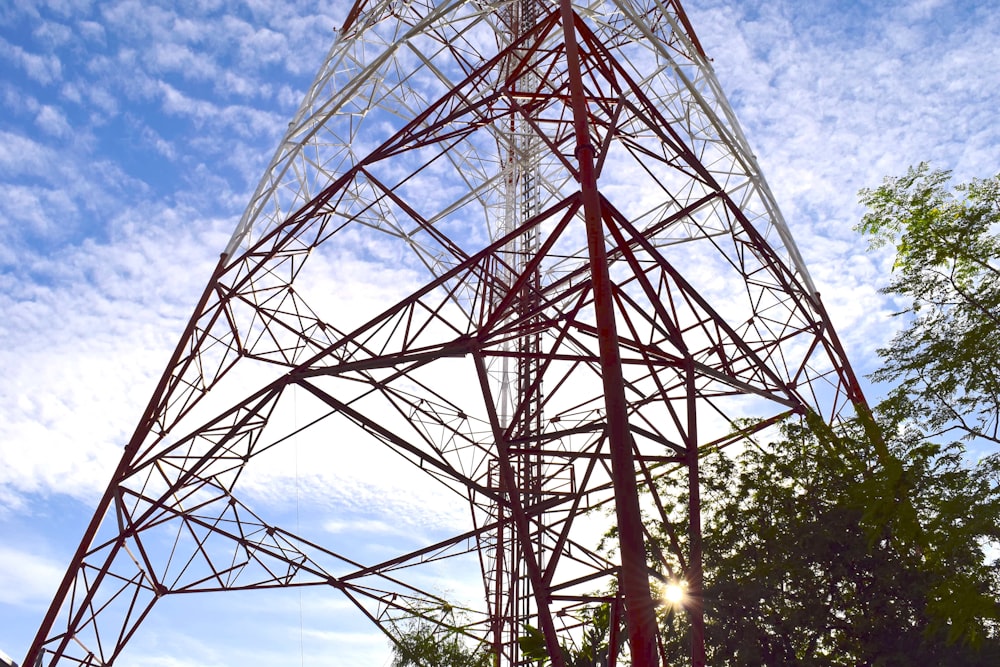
388, 604, 493, 667
391, 606, 612, 667
518, 605, 613, 667
857, 164, 1000, 446
389, 620, 492, 667
653, 415, 1000, 665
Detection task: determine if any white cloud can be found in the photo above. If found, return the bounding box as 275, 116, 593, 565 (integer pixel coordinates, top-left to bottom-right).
0, 203, 230, 511
155, 79, 286, 139
98, 0, 177, 44
899, 0, 949, 21
31, 19, 73, 48
0, 547, 64, 606
0, 36, 63, 84
83, 83, 119, 115
75, 19, 106, 43
0, 183, 77, 242
137, 121, 177, 159
33, 104, 71, 136
236, 23, 290, 67
149, 42, 219, 80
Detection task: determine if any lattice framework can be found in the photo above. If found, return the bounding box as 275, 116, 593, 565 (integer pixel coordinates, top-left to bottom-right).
26, 1, 867, 666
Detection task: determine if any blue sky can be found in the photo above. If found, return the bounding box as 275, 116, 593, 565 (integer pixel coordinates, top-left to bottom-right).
2, 0, 999, 665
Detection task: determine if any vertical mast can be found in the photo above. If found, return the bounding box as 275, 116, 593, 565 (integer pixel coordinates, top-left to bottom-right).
492, 0, 543, 662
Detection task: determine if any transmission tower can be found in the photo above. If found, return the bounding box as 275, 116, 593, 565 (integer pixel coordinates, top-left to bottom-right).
26, 0, 869, 665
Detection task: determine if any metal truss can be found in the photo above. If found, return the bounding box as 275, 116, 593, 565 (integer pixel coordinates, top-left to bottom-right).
26, 0, 868, 665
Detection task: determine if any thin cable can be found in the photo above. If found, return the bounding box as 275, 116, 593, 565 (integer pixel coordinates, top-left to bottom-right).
294, 387, 305, 667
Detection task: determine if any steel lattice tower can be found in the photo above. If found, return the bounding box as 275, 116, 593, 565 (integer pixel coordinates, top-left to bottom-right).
26, 0, 869, 665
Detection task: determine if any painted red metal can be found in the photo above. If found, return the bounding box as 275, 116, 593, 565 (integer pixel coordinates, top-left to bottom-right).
557, 2, 659, 664
25, 2, 871, 666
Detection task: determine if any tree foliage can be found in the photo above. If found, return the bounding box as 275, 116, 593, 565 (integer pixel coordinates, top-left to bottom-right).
390, 606, 612, 667
652, 415, 1000, 665
518, 605, 612, 667
389, 613, 492, 667
857, 164, 1000, 445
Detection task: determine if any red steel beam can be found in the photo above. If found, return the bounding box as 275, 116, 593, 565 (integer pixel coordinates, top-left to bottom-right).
556, 4, 660, 666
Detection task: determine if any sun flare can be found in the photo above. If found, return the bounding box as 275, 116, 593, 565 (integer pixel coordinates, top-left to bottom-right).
662, 580, 687, 606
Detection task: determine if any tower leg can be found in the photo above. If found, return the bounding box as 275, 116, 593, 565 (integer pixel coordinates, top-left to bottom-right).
557, 2, 659, 664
